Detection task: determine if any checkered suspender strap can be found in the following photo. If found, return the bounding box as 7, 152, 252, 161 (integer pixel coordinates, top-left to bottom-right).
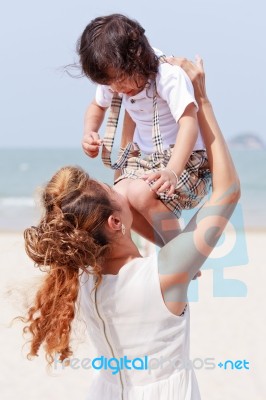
101, 81, 164, 170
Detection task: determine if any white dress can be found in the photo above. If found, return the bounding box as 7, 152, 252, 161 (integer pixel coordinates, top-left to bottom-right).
79, 253, 201, 400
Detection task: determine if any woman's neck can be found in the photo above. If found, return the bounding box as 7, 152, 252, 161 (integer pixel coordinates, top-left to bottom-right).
102, 239, 142, 275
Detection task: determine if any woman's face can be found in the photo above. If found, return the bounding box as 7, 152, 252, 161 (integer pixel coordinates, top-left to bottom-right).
101, 183, 133, 231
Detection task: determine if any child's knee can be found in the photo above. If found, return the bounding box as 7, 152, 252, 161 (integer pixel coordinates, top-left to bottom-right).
127, 179, 158, 213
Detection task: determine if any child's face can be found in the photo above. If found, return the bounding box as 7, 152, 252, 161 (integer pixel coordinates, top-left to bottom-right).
107, 70, 147, 96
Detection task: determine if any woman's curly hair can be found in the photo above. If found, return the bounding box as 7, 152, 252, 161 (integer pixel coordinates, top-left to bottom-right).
18, 166, 120, 367
77, 13, 159, 85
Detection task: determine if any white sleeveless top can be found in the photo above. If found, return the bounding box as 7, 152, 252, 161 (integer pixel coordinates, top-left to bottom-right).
79, 253, 201, 400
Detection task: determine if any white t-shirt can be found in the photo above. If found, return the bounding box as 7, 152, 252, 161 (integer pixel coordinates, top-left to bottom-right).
95, 50, 204, 155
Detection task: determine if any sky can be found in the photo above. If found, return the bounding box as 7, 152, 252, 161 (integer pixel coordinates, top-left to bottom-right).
1, 0, 265, 147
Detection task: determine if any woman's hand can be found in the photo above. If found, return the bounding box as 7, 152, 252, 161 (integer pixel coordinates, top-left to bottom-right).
166, 56, 209, 105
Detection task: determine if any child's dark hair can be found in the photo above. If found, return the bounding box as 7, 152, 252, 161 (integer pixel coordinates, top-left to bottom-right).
77, 14, 159, 85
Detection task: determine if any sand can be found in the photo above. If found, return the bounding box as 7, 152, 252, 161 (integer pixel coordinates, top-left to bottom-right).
0, 230, 265, 399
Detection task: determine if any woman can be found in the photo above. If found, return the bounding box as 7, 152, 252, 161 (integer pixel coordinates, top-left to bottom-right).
22, 57, 240, 399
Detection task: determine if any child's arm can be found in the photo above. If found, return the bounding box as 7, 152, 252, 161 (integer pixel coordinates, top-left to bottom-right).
143, 103, 198, 196
120, 110, 136, 148
166, 102, 198, 186
82, 99, 107, 158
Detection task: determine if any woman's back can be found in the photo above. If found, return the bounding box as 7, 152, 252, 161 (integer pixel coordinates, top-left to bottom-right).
79, 254, 201, 399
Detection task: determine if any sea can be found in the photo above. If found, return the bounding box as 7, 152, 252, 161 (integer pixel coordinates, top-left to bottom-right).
0, 148, 265, 232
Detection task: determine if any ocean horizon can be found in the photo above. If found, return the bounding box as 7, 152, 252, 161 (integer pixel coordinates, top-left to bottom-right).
0, 147, 265, 232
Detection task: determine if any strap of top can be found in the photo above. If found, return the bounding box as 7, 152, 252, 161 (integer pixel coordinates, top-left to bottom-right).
101, 93, 123, 168
152, 81, 164, 154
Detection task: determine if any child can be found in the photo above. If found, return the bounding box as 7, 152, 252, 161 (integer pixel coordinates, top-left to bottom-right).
79, 14, 211, 245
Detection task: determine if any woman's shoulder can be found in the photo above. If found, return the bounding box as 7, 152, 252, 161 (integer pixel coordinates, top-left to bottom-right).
115, 253, 158, 278
78, 254, 157, 287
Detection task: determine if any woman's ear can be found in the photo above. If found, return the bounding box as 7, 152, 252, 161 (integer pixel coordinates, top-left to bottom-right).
107, 213, 122, 232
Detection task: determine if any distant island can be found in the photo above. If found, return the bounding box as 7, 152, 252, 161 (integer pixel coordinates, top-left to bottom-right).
228, 133, 265, 150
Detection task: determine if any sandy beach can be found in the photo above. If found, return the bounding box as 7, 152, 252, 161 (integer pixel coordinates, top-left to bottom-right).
1, 229, 265, 400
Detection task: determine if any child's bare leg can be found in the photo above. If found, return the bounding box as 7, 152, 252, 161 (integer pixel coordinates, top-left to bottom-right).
115, 179, 181, 245
128, 180, 181, 245
114, 179, 163, 246
130, 206, 164, 247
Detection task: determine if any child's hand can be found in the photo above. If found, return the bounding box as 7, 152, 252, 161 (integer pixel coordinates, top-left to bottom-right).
82, 131, 103, 158
142, 168, 178, 196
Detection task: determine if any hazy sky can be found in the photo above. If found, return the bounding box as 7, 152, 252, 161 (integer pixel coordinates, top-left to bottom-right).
1, 0, 265, 147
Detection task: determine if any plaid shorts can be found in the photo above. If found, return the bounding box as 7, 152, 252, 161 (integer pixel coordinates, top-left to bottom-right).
114, 143, 211, 218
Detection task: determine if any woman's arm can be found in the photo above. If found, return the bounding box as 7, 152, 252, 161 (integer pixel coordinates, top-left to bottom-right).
158, 57, 240, 309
